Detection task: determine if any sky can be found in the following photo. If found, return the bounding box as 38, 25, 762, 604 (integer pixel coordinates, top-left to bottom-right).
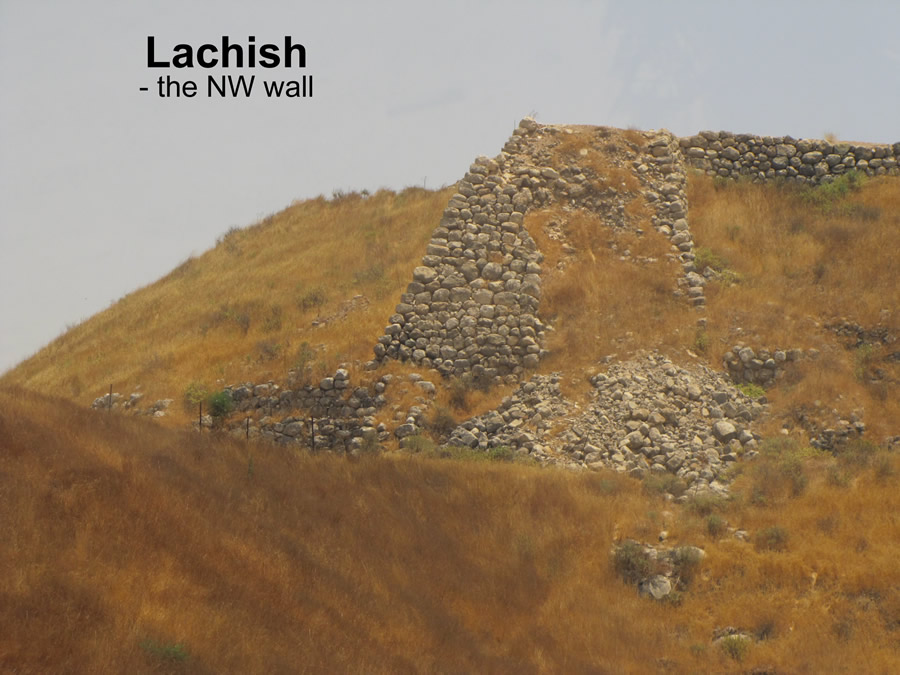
1, 0, 898, 374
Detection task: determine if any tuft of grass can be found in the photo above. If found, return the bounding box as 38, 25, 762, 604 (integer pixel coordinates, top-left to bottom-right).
754, 525, 789, 552
737, 382, 766, 399
706, 514, 727, 539
401, 434, 436, 453
719, 635, 750, 662
643, 473, 688, 498
140, 639, 189, 663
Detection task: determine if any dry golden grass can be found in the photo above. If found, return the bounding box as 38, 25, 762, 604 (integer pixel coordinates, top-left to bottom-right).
2, 187, 455, 425
690, 172, 900, 439
526, 204, 694, 379
4, 388, 900, 673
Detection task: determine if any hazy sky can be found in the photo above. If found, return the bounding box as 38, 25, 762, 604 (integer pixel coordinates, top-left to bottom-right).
1, 0, 898, 373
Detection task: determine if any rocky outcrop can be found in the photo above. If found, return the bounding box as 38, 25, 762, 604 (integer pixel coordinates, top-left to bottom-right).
446, 351, 764, 493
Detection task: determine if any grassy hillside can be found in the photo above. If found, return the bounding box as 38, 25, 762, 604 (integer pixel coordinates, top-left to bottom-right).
3, 129, 899, 671
2, 187, 454, 424
4, 170, 897, 441
3, 387, 899, 673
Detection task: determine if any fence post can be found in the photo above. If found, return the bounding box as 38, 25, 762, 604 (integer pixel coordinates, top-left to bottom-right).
310, 417, 315, 451
246, 417, 250, 440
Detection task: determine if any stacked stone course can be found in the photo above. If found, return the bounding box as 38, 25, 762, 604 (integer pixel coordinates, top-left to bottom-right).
680, 131, 899, 185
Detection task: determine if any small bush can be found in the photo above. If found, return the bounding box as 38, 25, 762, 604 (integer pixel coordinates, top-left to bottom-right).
613, 540, 651, 584
448, 377, 471, 411
298, 286, 328, 312
837, 438, 878, 469
719, 635, 750, 662
737, 382, 766, 399
693, 329, 710, 354
673, 547, 703, 587
428, 405, 458, 436
755, 525, 789, 552
401, 435, 435, 453
256, 340, 282, 362
207, 390, 235, 419
751, 445, 809, 503
183, 381, 209, 411
686, 493, 727, 517
693, 246, 728, 274
706, 514, 727, 539
643, 473, 688, 498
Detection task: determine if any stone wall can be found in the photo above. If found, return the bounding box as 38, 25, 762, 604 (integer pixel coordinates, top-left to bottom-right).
679, 131, 900, 185
372, 118, 710, 380
372, 121, 551, 382
721, 345, 812, 387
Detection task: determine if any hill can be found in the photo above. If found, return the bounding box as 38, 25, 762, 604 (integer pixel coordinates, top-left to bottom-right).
3, 120, 899, 671
3, 387, 900, 673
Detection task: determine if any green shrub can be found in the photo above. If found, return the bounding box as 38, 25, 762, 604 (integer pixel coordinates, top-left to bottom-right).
183, 381, 209, 411
613, 540, 651, 584
207, 390, 235, 419
801, 169, 863, 213
488, 446, 514, 462
755, 525, 789, 552
693, 329, 710, 354
693, 246, 727, 274
737, 382, 766, 399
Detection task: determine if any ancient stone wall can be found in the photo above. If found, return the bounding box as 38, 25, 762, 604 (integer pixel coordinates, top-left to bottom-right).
679, 131, 900, 184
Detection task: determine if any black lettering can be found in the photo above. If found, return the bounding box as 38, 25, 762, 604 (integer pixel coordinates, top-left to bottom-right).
263, 79, 285, 96
172, 44, 193, 68
147, 36, 169, 67
258, 43, 278, 68
196, 44, 218, 68
222, 36, 242, 68
284, 37, 305, 67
